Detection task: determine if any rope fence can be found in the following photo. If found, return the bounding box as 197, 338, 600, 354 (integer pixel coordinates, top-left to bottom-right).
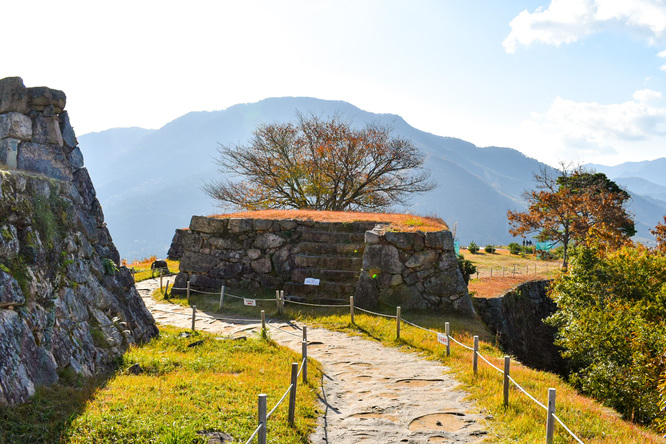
150, 277, 585, 443
473, 262, 561, 280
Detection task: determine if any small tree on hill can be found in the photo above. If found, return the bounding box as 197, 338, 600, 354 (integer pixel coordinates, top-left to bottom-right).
204, 113, 436, 211
652, 216, 666, 254
507, 164, 635, 270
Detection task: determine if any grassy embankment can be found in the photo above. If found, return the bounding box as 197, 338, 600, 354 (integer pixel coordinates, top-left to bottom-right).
153, 250, 663, 443
123, 256, 180, 283
0, 325, 321, 444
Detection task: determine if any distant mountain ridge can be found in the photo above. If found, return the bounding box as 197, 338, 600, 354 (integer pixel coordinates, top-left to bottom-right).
79, 97, 666, 260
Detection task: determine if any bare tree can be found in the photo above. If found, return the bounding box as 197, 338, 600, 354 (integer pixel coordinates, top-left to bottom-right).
204, 113, 436, 211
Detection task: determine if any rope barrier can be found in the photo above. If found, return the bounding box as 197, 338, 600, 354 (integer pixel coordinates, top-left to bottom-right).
553, 414, 586, 444
401, 318, 439, 335
267, 384, 294, 420
297, 357, 306, 378
266, 322, 304, 339
355, 306, 397, 319
447, 335, 474, 351
477, 352, 504, 374
507, 375, 548, 411
284, 300, 350, 308
244, 423, 264, 444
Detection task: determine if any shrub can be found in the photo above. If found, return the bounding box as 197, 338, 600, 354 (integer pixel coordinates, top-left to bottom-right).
457, 254, 476, 284
484, 244, 496, 254
508, 242, 521, 255
467, 241, 479, 254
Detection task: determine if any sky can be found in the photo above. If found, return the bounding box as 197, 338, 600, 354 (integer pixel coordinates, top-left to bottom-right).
3, 0, 666, 167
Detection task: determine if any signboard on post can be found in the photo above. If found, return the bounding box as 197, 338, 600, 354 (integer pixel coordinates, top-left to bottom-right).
437, 332, 449, 346
244, 298, 257, 306
304, 278, 320, 286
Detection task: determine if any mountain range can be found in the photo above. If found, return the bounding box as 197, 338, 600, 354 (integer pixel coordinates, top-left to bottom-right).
78, 97, 666, 260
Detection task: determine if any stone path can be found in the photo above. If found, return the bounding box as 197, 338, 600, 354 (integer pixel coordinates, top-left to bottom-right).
135, 278, 488, 443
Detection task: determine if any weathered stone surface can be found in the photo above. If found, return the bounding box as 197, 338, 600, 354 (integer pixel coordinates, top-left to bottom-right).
441, 230, 454, 250
0, 169, 157, 406
0, 77, 29, 114
27, 86, 66, 113
247, 248, 261, 260
67, 147, 84, 171
189, 215, 227, 234
31, 114, 63, 146
180, 252, 218, 272
385, 231, 413, 250
254, 232, 285, 249
405, 250, 437, 269
425, 231, 444, 249
253, 219, 273, 231
209, 262, 244, 279
362, 244, 402, 274
17, 142, 71, 181
208, 236, 241, 250
0, 224, 19, 260
59, 111, 77, 150
0, 138, 19, 168
251, 257, 272, 274
354, 272, 379, 308
0, 271, 24, 307
364, 230, 381, 244
279, 219, 298, 230
0, 112, 32, 141
228, 218, 253, 233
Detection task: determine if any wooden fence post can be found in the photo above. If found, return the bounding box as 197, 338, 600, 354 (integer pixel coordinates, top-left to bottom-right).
302, 340, 308, 384
160, 274, 163, 293
396, 306, 401, 341
350, 296, 355, 324
302, 325, 307, 343
476, 270, 479, 280
191, 305, 197, 331
503, 356, 510, 406
546, 388, 556, 444
219, 285, 225, 310
473, 335, 479, 375
502, 266, 505, 277
186, 279, 191, 304
288, 362, 298, 426
445, 322, 451, 357
261, 310, 266, 333
258, 393, 267, 444
280, 290, 285, 314
490, 268, 493, 278
164, 281, 170, 300
513, 264, 516, 275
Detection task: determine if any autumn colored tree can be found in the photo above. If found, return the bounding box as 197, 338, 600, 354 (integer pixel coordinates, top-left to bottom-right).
204, 114, 435, 211
507, 165, 635, 270
652, 216, 666, 254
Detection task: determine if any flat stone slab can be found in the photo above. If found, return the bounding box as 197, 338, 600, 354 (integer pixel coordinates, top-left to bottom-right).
135, 278, 488, 443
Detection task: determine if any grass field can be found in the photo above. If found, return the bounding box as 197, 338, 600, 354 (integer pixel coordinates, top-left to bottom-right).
0, 326, 321, 444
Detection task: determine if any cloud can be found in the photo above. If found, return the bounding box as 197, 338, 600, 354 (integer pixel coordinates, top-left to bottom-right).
526, 90, 666, 157
504, 0, 666, 53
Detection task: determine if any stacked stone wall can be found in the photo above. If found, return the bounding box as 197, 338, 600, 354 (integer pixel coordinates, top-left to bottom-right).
172, 215, 475, 315
355, 228, 474, 315
0, 77, 157, 406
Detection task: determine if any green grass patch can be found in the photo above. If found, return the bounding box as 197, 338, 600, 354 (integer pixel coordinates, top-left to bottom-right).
157, 289, 664, 443
0, 326, 321, 444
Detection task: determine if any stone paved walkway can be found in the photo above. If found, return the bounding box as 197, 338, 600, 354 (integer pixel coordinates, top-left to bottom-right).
136, 278, 489, 443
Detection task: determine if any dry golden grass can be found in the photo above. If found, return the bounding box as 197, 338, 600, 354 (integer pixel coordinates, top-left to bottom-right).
209, 209, 448, 232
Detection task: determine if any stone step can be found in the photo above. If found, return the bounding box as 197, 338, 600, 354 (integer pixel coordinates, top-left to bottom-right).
299, 230, 366, 244
295, 242, 365, 256
305, 220, 384, 233
291, 267, 360, 283
293, 254, 363, 270
284, 281, 356, 301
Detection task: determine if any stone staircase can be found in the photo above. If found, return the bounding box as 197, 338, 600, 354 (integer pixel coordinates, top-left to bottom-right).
284, 222, 378, 302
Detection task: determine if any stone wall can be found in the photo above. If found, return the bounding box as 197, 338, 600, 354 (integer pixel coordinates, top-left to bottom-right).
474, 280, 569, 374
355, 227, 473, 315
0, 77, 157, 405
172, 215, 474, 314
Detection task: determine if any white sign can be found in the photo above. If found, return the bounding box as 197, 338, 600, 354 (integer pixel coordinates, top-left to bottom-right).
244, 298, 257, 306
304, 278, 320, 286
437, 333, 449, 346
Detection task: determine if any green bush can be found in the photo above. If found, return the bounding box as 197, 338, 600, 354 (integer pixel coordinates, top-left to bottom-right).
467, 241, 479, 254
508, 242, 521, 255
457, 254, 476, 284
548, 246, 666, 426
484, 244, 496, 254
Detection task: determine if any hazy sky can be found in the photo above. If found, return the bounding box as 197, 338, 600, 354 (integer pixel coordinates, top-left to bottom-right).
3, 0, 666, 167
